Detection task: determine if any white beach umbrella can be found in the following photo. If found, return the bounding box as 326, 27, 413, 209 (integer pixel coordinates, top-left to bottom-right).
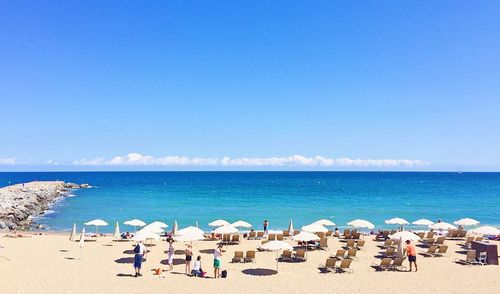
412, 219, 434, 226
133, 229, 160, 241
177, 226, 205, 236
148, 221, 168, 228
347, 219, 375, 230
453, 218, 480, 227
311, 219, 336, 227
213, 225, 239, 234
69, 223, 77, 242
288, 219, 294, 236
470, 226, 500, 236
258, 240, 294, 272
301, 224, 328, 233
291, 231, 320, 242
84, 219, 108, 235
195, 221, 199, 228
385, 217, 409, 226
389, 231, 421, 241
173, 231, 205, 242
232, 220, 252, 228
124, 219, 147, 227
141, 223, 164, 234
428, 222, 456, 230
209, 219, 230, 227
171, 220, 178, 235
113, 221, 121, 240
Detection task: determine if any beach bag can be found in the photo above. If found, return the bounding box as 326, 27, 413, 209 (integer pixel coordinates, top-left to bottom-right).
133, 244, 140, 254
221, 270, 227, 278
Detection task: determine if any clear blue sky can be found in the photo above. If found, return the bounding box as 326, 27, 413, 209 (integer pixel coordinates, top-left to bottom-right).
1, 1, 499, 171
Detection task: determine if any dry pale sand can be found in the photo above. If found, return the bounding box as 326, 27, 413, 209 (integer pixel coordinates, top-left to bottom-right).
0, 233, 499, 294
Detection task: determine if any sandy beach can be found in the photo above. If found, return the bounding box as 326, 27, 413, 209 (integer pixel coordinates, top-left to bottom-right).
0, 232, 498, 294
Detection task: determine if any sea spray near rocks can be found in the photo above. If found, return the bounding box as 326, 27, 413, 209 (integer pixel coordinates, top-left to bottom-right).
0, 181, 90, 230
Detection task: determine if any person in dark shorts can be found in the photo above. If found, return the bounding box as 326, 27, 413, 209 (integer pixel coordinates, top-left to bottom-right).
185, 245, 193, 275
133, 241, 147, 277
263, 220, 269, 235
406, 240, 417, 272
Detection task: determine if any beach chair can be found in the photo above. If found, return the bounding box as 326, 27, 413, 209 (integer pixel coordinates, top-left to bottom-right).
458, 230, 467, 239
343, 233, 352, 240
371, 258, 392, 271
390, 257, 407, 271
268, 234, 276, 241
344, 240, 356, 249
232, 251, 244, 263
294, 249, 306, 261
420, 245, 438, 257
222, 234, 231, 245
475, 237, 483, 242
461, 236, 474, 247
244, 250, 256, 263
318, 237, 328, 250
256, 231, 264, 239
318, 258, 337, 273
281, 250, 293, 262
435, 236, 445, 245
383, 247, 396, 258
231, 234, 240, 244
434, 245, 448, 257
283, 230, 290, 238
426, 231, 435, 239
326, 230, 333, 237
346, 248, 359, 261
277, 234, 284, 241
342, 229, 350, 237
455, 250, 481, 266
317, 232, 325, 239
379, 239, 393, 248
421, 238, 435, 247
248, 231, 257, 240
390, 239, 401, 248
335, 258, 353, 273
294, 230, 300, 236
355, 240, 365, 250
447, 230, 458, 240
352, 232, 361, 240
478, 252, 487, 265
416, 232, 425, 239
331, 249, 346, 260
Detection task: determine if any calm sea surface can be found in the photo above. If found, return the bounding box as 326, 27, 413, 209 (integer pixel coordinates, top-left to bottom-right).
1, 172, 499, 232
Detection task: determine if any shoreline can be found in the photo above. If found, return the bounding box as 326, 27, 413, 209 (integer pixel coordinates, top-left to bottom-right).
0, 181, 90, 230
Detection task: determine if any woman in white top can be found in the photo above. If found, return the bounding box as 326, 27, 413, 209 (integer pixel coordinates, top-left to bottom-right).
167, 240, 175, 271
192, 255, 202, 277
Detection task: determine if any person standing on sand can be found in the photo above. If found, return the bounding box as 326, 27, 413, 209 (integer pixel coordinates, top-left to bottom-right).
167, 240, 175, 271
406, 240, 417, 272
213, 244, 223, 278
185, 245, 193, 275
263, 220, 269, 235
133, 241, 146, 277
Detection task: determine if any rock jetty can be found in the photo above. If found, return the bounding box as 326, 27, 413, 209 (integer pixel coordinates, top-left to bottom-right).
0, 181, 90, 230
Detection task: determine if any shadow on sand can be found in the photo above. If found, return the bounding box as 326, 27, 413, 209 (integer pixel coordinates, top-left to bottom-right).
242, 268, 277, 276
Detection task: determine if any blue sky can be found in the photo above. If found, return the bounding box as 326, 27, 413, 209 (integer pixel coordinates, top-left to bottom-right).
1, 1, 499, 171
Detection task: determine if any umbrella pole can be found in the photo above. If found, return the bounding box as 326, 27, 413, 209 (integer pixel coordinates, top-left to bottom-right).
276, 251, 279, 272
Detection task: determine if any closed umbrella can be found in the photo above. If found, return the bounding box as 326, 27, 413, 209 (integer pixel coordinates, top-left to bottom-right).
453, 218, 480, 227
69, 223, 77, 242
288, 219, 294, 236
258, 240, 293, 272
171, 220, 178, 235
347, 219, 375, 230
113, 221, 121, 240
232, 220, 252, 228
209, 219, 230, 227
84, 219, 108, 236
470, 226, 500, 236
429, 222, 456, 230
301, 224, 328, 233
412, 219, 434, 226
397, 237, 404, 258
195, 221, 199, 228
311, 219, 336, 227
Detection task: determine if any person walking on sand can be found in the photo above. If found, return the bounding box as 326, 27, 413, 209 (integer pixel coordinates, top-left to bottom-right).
213, 244, 223, 278
167, 240, 175, 271
133, 240, 146, 277
185, 245, 193, 275
263, 220, 269, 235
406, 240, 417, 272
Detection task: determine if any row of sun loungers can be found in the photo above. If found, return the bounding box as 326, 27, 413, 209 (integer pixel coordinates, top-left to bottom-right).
371, 257, 407, 271
420, 245, 449, 257
454, 250, 488, 266
231, 250, 256, 263
318, 258, 354, 273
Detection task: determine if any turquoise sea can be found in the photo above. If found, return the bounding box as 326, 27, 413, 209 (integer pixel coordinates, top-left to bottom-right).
1, 172, 499, 232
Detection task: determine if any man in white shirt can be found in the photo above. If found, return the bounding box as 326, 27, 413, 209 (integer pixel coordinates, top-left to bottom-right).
133, 241, 147, 277
213, 244, 223, 278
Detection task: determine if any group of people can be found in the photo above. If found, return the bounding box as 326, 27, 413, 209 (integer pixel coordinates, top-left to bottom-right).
132, 240, 224, 278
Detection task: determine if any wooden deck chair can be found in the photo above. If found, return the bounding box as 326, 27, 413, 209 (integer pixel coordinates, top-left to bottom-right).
335, 258, 353, 273
248, 231, 256, 240
244, 250, 256, 263
475, 237, 483, 242
379, 239, 393, 248
455, 250, 480, 265
346, 248, 359, 261
294, 249, 306, 261
355, 240, 365, 250
326, 230, 333, 237
281, 250, 293, 262
231, 234, 240, 244
268, 234, 276, 241
331, 249, 346, 260
390, 257, 407, 271
283, 230, 290, 238
222, 234, 231, 244
293, 230, 300, 236
318, 258, 337, 273
317, 232, 325, 239
426, 231, 435, 239
344, 240, 356, 249
256, 231, 264, 239
277, 234, 284, 241
434, 245, 448, 257
461, 236, 474, 247
383, 247, 396, 258
319, 237, 328, 250
458, 230, 467, 239
352, 232, 361, 240
435, 236, 445, 245
420, 245, 438, 257
232, 251, 244, 263
371, 257, 392, 271
342, 229, 350, 237
416, 232, 425, 239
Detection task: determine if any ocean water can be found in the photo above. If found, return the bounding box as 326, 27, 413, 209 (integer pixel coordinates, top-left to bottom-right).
1, 172, 499, 232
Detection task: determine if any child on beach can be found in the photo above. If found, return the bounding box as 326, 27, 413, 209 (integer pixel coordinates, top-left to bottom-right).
185, 245, 193, 275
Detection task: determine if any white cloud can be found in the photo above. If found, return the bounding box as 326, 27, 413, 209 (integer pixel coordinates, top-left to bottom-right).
72, 153, 428, 168
0, 158, 17, 165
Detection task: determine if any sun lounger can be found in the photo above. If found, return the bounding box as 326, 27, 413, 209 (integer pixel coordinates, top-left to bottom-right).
435, 236, 445, 245
458, 230, 467, 239
283, 230, 290, 238
416, 232, 425, 239
317, 232, 325, 239
390, 257, 407, 271
378, 239, 393, 248
331, 249, 346, 260
426, 231, 435, 239
326, 230, 333, 237
390, 239, 401, 248
475, 237, 483, 242
455, 249, 481, 266
383, 247, 397, 258
231, 234, 240, 244
344, 240, 356, 249
420, 245, 438, 257
268, 234, 276, 241
434, 245, 448, 257
294, 249, 306, 261
248, 231, 257, 240
420, 238, 435, 247
293, 230, 300, 236
256, 231, 264, 239
343, 233, 352, 240
461, 236, 474, 247
335, 258, 353, 273
244, 250, 256, 263
277, 234, 284, 241
342, 229, 350, 237
351, 232, 361, 240
318, 258, 337, 273
355, 240, 365, 250
232, 251, 244, 263
319, 237, 328, 250
371, 258, 392, 271
346, 248, 359, 261
222, 234, 231, 245
281, 250, 293, 262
